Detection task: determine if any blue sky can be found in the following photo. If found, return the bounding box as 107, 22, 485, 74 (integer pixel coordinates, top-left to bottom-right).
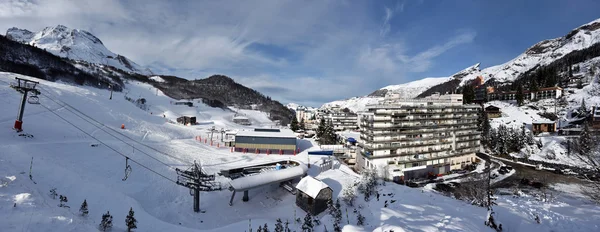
1, 0, 599, 107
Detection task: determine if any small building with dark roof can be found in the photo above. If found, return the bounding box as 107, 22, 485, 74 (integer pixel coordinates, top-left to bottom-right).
176, 116, 196, 125
295, 176, 333, 215
484, 105, 502, 118
532, 120, 556, 134
234, 128, 297, 154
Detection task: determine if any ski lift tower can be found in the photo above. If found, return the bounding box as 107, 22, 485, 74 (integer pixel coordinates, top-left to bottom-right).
176, 161, 221, 212
10, 77, 40, 132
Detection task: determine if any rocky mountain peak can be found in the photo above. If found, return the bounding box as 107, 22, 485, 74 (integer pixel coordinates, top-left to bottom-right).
5, 25, 150, 75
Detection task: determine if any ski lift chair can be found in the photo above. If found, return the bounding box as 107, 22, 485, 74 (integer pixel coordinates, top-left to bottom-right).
27, 95, 40, 104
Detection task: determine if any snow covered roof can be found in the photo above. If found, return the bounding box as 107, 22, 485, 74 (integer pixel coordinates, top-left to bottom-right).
236, 128, 296, 138
233, 116, 249, 120
295, 176, 331, 199
229, 164, 308, 191
533, 120, 556, 124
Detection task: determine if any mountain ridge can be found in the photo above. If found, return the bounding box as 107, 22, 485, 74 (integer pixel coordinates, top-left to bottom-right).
6, 25, 152, 75
321, 18, 600, 112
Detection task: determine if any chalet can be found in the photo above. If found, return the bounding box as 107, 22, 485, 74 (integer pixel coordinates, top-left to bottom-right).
484, 105, 502, 118
295, 176, 333, 215
532, 120, 556, 134
233, 115, 251, 125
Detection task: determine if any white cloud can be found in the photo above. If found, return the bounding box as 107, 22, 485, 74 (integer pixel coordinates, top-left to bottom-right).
357, 30, 476, 76
0, 0, 476, 106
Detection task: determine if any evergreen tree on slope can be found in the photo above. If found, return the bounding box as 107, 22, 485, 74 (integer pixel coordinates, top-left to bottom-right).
99, 211, 113, 231
79, 199, 88, 216
125, 207, 137, 232
302, 213, 314, 232
291, 116, 299, 132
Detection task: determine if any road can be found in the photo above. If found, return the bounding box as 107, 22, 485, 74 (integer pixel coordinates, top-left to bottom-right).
477, 152, 585, 188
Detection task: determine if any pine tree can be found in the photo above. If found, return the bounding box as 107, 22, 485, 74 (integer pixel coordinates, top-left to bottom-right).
576, 122, 595, 157
99, 211, 113, 231
516, 84, 525, 106
291, 116, 299, 132
59, 195, 68, 208
263, 223, 269, 232
49, 188, 58, 199
323, 120, 337, 144
257, 225, 263, 232
125, 207, 137, 232
342, 184, 356, 206
579, 98, 588, 116
284, 219, 291, 232
302, 213, 314, 232
79, 199, 89, 216
316, 118, 326, 140
462, 84, 475, 104
481, 111, 491, 148
299, 118, 306, 131
274, 219, 284, 232
356, 210, 365, 226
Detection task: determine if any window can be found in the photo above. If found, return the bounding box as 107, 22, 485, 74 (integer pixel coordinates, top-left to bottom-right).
308, 197, 313, 205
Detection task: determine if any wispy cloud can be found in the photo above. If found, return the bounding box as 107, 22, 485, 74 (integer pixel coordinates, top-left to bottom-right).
0, 0, 476, 107
380, 1, 405, 37
400, 30, 477, 72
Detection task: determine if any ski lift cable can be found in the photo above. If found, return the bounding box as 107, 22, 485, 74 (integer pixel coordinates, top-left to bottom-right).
38, 103, 178, 184
38, 87, 190, 166
38, 94, 176, 169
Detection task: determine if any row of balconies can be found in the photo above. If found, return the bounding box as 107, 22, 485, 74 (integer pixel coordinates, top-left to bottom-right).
362, 134, 480, 144
370, 108, 479, 115
360, 147, 478, 161
365, 121, 477, 130
361, 126, 479, 136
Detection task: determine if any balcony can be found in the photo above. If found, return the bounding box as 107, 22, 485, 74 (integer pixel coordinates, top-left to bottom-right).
359, 147, 477, 161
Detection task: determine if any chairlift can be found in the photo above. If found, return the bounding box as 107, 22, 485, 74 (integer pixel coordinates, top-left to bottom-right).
27, 95, 40, 104
122, 157, 132, 181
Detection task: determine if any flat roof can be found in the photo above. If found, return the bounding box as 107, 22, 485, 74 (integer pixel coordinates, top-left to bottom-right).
533, 120, 556, 124
236, 128, 296, 138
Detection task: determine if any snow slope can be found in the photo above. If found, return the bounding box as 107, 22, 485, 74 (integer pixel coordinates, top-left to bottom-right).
6, 25, 152, 75
2, 72, 600, 232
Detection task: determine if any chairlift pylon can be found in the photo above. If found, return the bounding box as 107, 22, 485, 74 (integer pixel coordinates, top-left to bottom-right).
27, 95, 40, 104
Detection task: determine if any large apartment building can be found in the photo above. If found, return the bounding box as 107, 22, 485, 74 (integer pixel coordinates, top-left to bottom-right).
328, 112, 359, 131
357, 94, 480, 181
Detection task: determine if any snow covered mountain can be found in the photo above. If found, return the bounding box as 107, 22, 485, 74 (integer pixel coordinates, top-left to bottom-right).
2, 71, 600, 232
322, 18, 600, 112
320, 64, 478, 112
6, 25, 152, 75
286, 102, 301, 111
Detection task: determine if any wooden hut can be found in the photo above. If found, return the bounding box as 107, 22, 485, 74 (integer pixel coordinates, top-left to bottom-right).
295, 176, 333, 215
484, 105, 502, 118
176, 116, 196, 125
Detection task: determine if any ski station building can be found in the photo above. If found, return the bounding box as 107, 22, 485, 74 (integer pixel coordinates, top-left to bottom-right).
357, 93, 481, 181
234, 128, 297, 154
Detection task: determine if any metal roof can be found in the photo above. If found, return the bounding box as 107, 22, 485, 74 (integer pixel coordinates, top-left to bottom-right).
236, 128, 296, 138
295, 176, 330, 199
229, 164, 308, 191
